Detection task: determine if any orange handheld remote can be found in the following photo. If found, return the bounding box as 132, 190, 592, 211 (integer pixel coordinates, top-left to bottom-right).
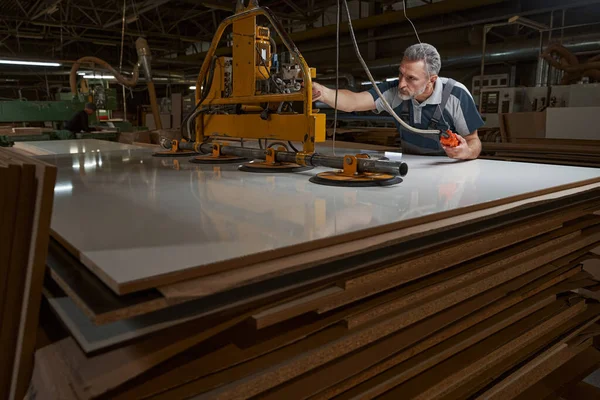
440, 129, 460, 147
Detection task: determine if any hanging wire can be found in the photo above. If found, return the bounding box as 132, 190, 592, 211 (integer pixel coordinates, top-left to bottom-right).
332, 0, 340, 156
119, 0, 127, 120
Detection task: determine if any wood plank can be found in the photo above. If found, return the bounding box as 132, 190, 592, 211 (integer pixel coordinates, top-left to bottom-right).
476, 339, 592, 400
0, 164, 21, 328
376, 299, 588, 400
0, 149, 57, 400
0, 161, 35, 399
159, 265, 582, 400
441, 309, 600, 400
304, 264, 582, 400
515, 347, 600, 400
253, 221, 600, 329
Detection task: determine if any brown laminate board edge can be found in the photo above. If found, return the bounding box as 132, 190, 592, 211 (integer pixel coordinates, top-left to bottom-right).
46, 238, 170, 325
176, 264, 579, 399
251, 217, 568, 329
305, 266, 582, 400
517, 348, 600, 400
264, 287, 561, 400
201, 299, 584, 400
35, 272, 365, 399
477, 339, 592, 400
377, 299, 588, 400
256, 225, 594, 332
327, 224, 582, 319
123, 262, 581, 400
0, 165, 19, 334
3, 149, 58, 400
251, 214, 597, 330
62, 177, 600, 295
158, 186, 600, 300
345, 231, 588, 329
0, 162, 36, 399
343, 216, 565, 289
158, 206, 596, 301
442, 307, 600, 400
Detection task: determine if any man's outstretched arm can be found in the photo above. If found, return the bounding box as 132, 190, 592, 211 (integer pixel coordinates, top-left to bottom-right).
312, 82, 376, 112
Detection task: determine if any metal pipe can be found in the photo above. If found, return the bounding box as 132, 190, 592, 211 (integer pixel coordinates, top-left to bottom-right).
339, 33, 600, 74
176, 142, 409, 176
283, 0, 505, 44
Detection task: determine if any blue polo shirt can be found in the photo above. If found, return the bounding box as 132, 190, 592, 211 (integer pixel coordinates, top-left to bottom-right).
367, 77, 484, 155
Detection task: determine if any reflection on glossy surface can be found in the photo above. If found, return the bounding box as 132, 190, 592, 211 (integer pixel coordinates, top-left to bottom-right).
15, 139, 144, 155
40, 140, 600, 287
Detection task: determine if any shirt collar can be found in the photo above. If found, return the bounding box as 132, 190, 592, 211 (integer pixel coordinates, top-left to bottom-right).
411, 78, 443, 107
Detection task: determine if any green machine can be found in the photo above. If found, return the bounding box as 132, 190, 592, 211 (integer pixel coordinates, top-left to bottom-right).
0, 92, 120, 147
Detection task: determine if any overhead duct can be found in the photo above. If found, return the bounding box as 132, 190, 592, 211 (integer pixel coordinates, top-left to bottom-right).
332, 33, 600, 76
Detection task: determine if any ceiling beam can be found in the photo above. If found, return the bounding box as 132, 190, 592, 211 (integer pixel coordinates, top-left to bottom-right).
103, 0, 172, 28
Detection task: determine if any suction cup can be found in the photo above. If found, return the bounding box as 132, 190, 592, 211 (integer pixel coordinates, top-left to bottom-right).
309, 171, 403, 187
238, 161, 313, 173
189, 155, 248, 164
152, 150, 198, 158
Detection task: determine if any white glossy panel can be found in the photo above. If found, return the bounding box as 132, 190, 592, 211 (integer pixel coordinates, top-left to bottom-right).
42, 143, 600, 289
14, 139, 145, 155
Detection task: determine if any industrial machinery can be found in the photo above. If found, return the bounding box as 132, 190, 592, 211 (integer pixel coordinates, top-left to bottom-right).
156, 0, 409, 187
69, 36, 162, 130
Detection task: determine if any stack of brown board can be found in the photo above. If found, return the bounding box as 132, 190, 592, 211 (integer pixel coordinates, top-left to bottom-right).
0, 148, 57, 400
481, 141, 600, 168
28, 180, 600, 399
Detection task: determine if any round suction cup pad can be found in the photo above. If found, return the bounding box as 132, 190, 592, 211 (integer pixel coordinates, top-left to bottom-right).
309, 172, 403, 187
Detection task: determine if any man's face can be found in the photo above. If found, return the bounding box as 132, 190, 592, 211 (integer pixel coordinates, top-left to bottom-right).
398, 59, 435, 100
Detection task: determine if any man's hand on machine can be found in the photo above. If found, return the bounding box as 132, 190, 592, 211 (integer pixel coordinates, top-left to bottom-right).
311, 82, 324, 102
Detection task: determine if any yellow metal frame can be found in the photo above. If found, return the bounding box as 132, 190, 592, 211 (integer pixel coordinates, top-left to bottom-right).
194, 0, 325, 153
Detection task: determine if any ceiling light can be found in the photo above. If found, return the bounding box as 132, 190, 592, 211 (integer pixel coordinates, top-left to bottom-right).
361, 81, 381, 85
386, 77, 399, 82
0, 59, 61, 67
189, 86, 196, 90
83, 75, 115, 79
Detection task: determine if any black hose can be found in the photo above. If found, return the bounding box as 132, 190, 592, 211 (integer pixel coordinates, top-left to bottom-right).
288, 141, 299, 152
181, 56, 217, 142
267, 141, 289, 151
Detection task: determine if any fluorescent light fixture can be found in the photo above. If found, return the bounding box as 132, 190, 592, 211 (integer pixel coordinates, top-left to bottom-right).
361, 81, 381, 85
386, 77, 399, 82
54, 183, 73, 193
189, 86, 196, 90
0, 59, 61, 67
83, 75, 115, 79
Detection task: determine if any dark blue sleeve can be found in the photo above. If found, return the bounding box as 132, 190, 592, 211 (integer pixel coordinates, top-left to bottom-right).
453, 87, 484, 134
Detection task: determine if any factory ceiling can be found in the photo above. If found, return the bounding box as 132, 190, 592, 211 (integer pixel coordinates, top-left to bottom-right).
0, 0, 599, 87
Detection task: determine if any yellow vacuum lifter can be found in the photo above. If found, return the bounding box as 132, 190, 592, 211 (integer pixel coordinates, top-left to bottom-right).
155, 0, 408, 187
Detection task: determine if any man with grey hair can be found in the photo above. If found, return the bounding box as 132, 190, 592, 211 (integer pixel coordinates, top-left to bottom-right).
312, 43, 484, 160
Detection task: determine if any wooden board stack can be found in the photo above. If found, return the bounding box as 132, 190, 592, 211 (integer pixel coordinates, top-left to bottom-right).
23, 175, 600, 399
0, 148, 57, 400
481, 139, 600, 168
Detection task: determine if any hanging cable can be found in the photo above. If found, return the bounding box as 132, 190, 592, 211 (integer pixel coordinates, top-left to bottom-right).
402, 0, 449, 128
340, 0, 440, 135
332, 0, 340, 156
119, 0, 127, 120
